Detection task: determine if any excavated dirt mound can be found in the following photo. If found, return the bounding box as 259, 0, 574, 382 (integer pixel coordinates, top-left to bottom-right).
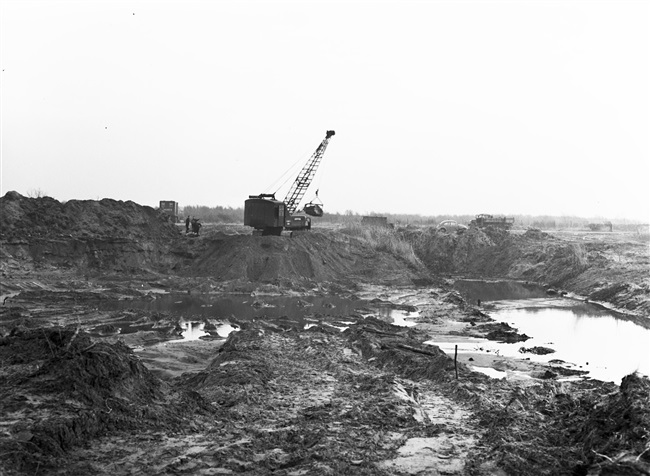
345, 317, 461, 381
169, 319, 473, 475
1, 193, 424, 287
463, 373, 650, 475
0, 192, 182, 275
0, 191, 179, 241
180, 231, 424, 287
0, 326, 213, 473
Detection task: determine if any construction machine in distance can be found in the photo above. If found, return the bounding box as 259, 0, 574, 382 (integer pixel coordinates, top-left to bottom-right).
244, 130, 335, 236
470, 214, 515, 230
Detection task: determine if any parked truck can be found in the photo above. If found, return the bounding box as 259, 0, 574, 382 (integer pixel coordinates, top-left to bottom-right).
159, 201, 179, 223
470, 214, 514, 230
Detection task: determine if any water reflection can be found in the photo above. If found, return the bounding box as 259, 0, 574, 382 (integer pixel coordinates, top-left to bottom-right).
100, 294, 362, 324
450, 279, 649, 382
215, 323, 238, 338
454, 279, 549, 302
99, 294, 417, 329
472, 366, 507, 379
380, 309, 418, 327
168, 321, 208, 342
491, 306, 649, 382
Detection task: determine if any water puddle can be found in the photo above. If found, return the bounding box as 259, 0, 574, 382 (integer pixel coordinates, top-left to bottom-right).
167, 321, 209, 343
100, 294, 360, 322
450, 280, 650, 382
384, 309, 418, 327
96, 294, 417, 339
454, 279, 550, 303
491, 301, 649, 382
472, 366, 507, 379
216, 323, 239, 338
369, 302, 419, 327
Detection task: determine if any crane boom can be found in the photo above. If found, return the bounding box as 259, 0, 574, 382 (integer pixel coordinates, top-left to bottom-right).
283, 130, 335, 215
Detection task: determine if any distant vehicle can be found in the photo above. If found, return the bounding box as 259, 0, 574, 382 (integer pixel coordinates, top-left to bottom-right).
437, 220, 468, 234
587, 222, 613, 232
159, 201, 179, 223
470, 214, 514, 230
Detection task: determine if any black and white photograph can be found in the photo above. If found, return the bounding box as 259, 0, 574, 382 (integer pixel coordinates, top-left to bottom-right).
1, 1, 648, 475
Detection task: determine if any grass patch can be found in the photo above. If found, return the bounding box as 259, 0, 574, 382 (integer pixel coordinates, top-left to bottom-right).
339, 224, 422, 268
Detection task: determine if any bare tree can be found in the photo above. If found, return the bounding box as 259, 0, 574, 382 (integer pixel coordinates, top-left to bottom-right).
26, 188, 46, 198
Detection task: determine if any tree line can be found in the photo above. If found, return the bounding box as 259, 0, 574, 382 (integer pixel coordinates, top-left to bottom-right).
179, 205, 639, 229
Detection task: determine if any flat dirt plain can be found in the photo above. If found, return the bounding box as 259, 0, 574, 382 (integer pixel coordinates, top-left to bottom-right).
1, 191, 649, 476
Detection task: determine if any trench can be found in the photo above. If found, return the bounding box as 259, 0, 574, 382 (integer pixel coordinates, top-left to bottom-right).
449, 279, 650, 383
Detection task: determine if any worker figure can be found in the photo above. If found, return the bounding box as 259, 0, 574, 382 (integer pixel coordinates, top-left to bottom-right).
185, 216, 190, 234
191, 218, 201, 235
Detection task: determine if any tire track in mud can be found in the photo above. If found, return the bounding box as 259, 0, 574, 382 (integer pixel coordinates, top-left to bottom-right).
52, 325, 479, 475
379, 380, 478, 475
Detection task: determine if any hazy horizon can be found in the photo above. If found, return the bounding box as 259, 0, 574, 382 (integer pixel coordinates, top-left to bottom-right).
4, 188, 644, 225
2, 1, 648, 222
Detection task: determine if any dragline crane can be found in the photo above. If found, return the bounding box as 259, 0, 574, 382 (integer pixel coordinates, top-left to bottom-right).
284, 130, 335, 215
244, 130, 335, 236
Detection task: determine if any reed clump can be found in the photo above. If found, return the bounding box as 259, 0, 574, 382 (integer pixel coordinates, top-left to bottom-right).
339, 224, 422, 268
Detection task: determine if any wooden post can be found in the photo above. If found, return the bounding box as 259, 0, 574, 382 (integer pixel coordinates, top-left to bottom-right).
454, 344, 459, 380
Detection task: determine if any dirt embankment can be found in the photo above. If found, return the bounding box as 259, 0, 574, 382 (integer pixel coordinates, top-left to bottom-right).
0, 192, 426, 292
407, 227, 650, 315
0, 192, 181, 276
175, 231, 425, 288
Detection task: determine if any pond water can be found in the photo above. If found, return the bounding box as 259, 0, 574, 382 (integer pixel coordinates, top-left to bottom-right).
454, 278, 550, 303
99, 294, 357, 319
167, 321, 209, 342
451, 280, 650, 383
492, 301, 649, 382
97, 293, 418, 337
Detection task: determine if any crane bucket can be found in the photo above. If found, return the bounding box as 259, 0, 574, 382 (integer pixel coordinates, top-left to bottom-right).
304, 203, 323, 217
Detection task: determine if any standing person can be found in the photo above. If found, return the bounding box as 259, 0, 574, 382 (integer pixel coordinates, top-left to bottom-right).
192, 218, 201, 235
185, 216, 190, 234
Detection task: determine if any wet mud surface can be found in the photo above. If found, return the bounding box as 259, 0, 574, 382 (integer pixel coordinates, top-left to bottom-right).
1, 193, 649, 475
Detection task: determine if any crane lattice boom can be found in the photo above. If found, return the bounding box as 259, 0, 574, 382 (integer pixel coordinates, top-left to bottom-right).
283, 130, 335, 215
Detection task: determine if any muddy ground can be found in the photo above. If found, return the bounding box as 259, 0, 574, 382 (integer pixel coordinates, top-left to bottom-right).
1, 192, 649, 475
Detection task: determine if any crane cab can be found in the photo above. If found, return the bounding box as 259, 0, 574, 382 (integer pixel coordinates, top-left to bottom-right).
244, 195, 285, 236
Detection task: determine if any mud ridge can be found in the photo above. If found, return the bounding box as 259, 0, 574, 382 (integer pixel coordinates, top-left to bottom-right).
0, 326, 214, 472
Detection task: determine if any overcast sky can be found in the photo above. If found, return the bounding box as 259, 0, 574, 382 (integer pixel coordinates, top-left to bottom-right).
1, 0, 648, 221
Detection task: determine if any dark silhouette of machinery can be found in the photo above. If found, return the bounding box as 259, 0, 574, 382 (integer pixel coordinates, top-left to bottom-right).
470, 214, 515, 230
244, 130, 335, 235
